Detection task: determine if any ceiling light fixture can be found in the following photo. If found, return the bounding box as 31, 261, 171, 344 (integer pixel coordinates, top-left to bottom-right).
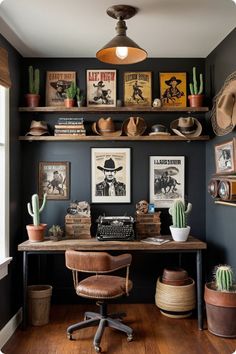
96, 5, 147, 65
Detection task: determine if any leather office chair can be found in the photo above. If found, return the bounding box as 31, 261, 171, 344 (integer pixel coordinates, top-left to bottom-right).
65, 250, 133, 352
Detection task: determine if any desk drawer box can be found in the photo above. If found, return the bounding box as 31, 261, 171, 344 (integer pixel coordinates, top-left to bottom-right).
65, 214, 91, 239
135, 212, 161, 240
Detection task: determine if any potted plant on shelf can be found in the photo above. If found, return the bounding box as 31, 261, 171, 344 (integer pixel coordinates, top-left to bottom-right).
76, 87, 84, 107
26, 193, 47, 242
204, 264, 236, 338
169, 199, 192, 242
49, 224, 63, 241
64, 81, 77, 107
25, 66, 40, 107
188, 66, 204, 107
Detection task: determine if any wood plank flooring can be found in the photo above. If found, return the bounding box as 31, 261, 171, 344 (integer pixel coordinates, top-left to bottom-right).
3, 304, 236, 354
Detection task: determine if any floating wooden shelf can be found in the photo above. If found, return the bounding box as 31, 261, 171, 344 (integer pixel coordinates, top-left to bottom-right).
215, 200, 236, 207
19, 135, 210, 142
19, 106, 209, 113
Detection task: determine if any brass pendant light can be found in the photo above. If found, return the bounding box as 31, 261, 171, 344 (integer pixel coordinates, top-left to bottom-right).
96, 5, 147, 65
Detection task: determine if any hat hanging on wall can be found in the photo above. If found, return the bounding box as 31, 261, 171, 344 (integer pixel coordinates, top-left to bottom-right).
92, 117, 122, 136
170, 117, 202, 138
211, 71, 236, 136
122, 116, 147, 136
25, 120, 50, 136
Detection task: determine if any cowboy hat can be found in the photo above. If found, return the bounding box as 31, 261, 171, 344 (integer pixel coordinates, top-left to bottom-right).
122, 117, 147, 136
165, 76, 182, 86
92, 117, 122, 136
149, 124, 170, 136
50, 80, 72, 90
211, 71, 236, 136
170, 117, 202, 137
97, 158, 123, 172
25, 120, 50, 136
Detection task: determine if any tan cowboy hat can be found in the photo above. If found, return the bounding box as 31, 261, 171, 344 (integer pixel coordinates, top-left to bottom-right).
92, 117, 121, 136
170, 117, 202, 137
211, 71, 236, 136
122, 117, 147, 136
25, 120, 49, 136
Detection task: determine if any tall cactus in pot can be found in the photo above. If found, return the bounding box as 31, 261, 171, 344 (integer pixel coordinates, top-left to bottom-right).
25, 65, 40, 107
26, 193, 47, 242
188, 66, 204, 107
169, 199, 192, 241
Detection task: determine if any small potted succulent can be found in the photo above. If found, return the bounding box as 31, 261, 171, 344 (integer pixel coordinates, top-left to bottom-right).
25, 66, 40, 107
64, 81, 77, 108
76, 87, 84, 107
169, 199, 192, 242
26, 193, 47, 242
204, 264, 236, 338
188, 66, 204, 107
49, 224, 64, 241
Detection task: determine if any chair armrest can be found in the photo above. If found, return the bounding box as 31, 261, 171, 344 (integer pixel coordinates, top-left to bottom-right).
110, 253, 132, 271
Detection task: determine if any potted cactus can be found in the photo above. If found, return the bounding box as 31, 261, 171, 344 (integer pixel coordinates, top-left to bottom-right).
25, 66, 40, 107
26, 193, 47, 242
188, 66, 204, 107
204, 265, 236, 337
169, 199, 192, 242
64, 81, 77, 108
49, 224, 63, 241
76, 87, 84, 107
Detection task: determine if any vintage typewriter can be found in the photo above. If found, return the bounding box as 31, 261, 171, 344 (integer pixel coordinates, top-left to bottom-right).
96, 216, 135, 241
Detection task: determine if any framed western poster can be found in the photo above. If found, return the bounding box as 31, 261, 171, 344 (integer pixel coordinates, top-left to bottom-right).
124, 71, 152, 106
159, 72, 187, 107
46, 71, 76, 106
91, 147, 131, 203
87, 69, 116, 107
38, 161, 70, 200
149, 156, 185, 208
214, 138, 236, 174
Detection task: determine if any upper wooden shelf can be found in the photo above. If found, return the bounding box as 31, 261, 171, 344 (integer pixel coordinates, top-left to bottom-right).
19, 106, 209, 113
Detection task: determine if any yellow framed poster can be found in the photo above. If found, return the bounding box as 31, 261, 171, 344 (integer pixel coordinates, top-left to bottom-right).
159, 72, 187, 107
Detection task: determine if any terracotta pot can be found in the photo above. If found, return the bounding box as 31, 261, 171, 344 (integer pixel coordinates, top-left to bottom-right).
25, 94, 40, 108
64, 98, 75, 108
188, 94, 204, 107
204, 282, 236, 337
26, 224, 47, 242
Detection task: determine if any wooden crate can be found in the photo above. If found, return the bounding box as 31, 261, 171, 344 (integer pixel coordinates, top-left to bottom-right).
65, 214, 91, 239
135, 211, 161, 239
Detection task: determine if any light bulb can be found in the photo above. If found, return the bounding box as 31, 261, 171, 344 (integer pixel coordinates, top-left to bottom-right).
115, 47, 128, 60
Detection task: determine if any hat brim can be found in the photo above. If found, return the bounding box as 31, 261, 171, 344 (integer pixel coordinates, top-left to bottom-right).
149, 132, 171, 136
122, 117, 147, 136
97, 166, 123, 172
92, 122, 122, 136
170, 118, 202, 137
25, 131, 49, 136
165, 79, 181, 86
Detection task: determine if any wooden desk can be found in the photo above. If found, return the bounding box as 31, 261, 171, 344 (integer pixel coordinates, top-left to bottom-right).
18, 236, 206, 330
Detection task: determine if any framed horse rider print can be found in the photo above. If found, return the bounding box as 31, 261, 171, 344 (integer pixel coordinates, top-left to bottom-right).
124, 71, 152, 106
159, 72, 187, 107
86, 69, 116, 107
149, 156, 185, 208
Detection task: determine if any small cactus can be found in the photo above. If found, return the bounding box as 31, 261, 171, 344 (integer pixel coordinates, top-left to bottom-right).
49, 224, 63, 236
28, 66, 40, 95
27, 193, 46, 226
189, 66, 203, 95
169, 199, 192, 228
65, 81, 77, 99
215, 265, 234, 292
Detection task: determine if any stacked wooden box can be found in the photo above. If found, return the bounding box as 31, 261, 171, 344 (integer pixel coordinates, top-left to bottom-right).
65, 214, 91, 239
135, 211, 161, 240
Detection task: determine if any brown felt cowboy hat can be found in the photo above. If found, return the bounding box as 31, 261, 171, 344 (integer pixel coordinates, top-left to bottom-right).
211, 71, 236, 136
25, 120, 50, 136
97, 158, 123, 172
170, 117, 202, 138
92, 117, 122, 136
122, 117, 147, 136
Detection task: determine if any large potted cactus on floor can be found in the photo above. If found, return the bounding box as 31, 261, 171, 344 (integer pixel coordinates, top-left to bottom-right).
188, 66, 204, 107
169, 199, 192, 242
25, 65, 40, 107
204, 265, 236, 338
26, 193, 47, 242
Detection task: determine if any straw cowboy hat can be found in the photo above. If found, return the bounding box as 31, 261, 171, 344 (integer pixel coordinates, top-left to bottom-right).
122, 117, 147, 136
149, 124, 170, 136
211, 71, 236, 136
97, 158, 123, 172
25, 120, 49, 136
92, 117, 122, 136
170, 117, 202, 137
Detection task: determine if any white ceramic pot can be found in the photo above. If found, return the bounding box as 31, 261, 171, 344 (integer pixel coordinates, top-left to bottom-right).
169, 225, 190, 242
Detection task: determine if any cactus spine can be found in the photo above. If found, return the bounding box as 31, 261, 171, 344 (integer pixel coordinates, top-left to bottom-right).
27, 193, 46, 226
215, 265, 234, 292
169, 199, 192, 228
189, 66, 203, 95
29, 66, 40, 95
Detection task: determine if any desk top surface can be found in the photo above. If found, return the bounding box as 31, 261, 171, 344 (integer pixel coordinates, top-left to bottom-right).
18, 236, 206, 252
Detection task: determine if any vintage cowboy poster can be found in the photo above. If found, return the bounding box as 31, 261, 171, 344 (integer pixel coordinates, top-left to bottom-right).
91, 148, 130, 203
159, 72, 187, 107
149, 156, 185, 208
124, 71, 152, 106
46, 71, 76, 106
86, 70, 116, 107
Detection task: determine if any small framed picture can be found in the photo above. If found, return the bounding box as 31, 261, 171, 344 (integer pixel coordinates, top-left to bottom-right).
91, 148, 131, 203
86, 69, 116, 107
124, 71, 152, 106
149, 156, 185, 208
214, 138, 236, 174
45, 71, 76, 106
148, 203, 155, 213
159, 72, 187, 107
39, 161, 70, 200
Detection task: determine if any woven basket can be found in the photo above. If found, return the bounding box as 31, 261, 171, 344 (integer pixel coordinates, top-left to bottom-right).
155, 277, 196, 318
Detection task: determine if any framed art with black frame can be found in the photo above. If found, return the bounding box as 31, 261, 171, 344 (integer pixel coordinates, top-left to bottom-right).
91, 147, 131, 203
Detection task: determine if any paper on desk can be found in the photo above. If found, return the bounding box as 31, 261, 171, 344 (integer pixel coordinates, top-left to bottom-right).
140, 237, 170, 245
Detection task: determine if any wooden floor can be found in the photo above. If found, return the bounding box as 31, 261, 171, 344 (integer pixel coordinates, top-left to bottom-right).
3, 304, 236, 354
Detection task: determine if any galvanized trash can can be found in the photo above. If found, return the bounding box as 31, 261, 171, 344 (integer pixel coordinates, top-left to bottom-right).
27, 285, 53, 326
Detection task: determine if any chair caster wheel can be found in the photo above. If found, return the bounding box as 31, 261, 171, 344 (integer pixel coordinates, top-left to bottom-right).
95, 345, 101, 352
67, 333, 73, 340
127, 334, 133, 342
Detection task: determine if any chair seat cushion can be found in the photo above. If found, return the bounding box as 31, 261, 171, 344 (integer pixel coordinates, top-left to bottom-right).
76, 275, 133, 299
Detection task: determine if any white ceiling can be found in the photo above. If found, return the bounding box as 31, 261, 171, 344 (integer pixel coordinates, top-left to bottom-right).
0, 0, 236, 58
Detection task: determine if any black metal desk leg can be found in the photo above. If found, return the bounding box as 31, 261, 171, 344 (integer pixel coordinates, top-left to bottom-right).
22, 251, 28, 329
196, 250, 203, 330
